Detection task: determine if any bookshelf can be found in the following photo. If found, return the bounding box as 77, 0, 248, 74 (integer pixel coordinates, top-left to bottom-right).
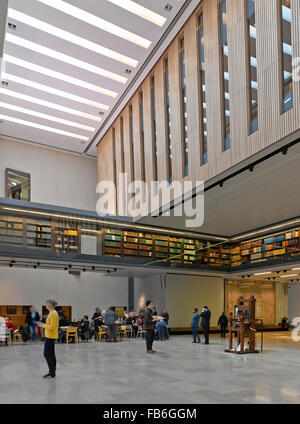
54, 223, 79, 253
26, 219, 52, 249
0, 215, 24, 246
103, 228, 122, 257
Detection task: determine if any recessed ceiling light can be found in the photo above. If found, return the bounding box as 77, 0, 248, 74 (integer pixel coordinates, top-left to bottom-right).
0, 87, 101, 122
2, 72, 109, 111
4, 54, 118, 98
0, 102, 95, 132
165, 4, 173, 12
8, 8, 139, 68
0, 113, 89, 141
37, 0, 151, 48
6, 32, 128, 83
106, 0, 167, 27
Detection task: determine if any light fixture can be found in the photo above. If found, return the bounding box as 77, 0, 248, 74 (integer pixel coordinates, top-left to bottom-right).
8, 9, 139, 67
292, 268, 300, 271
254, 272, 272, 276
2, 72, 109, 111
36, 0, 151, 48
0, 101, 95, 132
249, 165, 254, 172
282, 147, 288, 155
0, 114, 89, 141
106, 0, 167, 27
280, 274, 298, 278
4, 54, 118, 98
5, 36, 128, 85
0, 87, 101, 122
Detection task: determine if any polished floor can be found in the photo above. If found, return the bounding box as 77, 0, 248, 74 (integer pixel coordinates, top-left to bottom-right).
0, 332, 300, 404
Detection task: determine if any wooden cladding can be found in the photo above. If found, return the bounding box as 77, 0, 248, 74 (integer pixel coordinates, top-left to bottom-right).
97, 0, 300, 212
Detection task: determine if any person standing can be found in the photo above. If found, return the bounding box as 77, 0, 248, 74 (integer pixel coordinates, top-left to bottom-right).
191, 308, 201, 343
92, 307, 102, 340
144, 300, 156, 354
36, 299, 59, 379
218, 312, 228, 339
25, 306, 40, 341
200, 306, 211, 345
105, 307, 117, 342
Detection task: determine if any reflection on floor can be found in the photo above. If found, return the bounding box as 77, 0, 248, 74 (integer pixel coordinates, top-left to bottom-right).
0, 332, 299, 404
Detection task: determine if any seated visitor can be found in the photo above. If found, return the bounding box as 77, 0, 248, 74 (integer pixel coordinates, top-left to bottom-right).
5, 317, 17, 334
78, 315, 90, 340
156, 319, 167, 341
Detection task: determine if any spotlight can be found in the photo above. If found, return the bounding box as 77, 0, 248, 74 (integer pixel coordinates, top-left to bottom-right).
114, 268, 117, 272
64, 266, 68, 271
242, 276, 245, 279
219, 181, 224, 188
92, 266, 95, 271
37, 262, 40, 267
277, 271, 280, 274
107, 270, 111, 274
249, 165, 254, 172
283, 270, 287, 273
9, 262, 14, 268
83, 268, 86, 272
273, 277, 276, 280
282, 147, 288, 155
68, 265, 72, 269
33, 265, 37, 269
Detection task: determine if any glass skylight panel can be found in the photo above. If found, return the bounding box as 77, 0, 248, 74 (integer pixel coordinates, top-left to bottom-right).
2, 72, 110, 110
0, 113, 90, 141
0, 88, 102, 122
7, 9, 139, 68
4, 54, 118, 98
36, 0, 151, 48
106, 0, 167, 27
0, 101, 95, 132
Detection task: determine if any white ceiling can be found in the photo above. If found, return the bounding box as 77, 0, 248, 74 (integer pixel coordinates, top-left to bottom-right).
0, 0, 193, 157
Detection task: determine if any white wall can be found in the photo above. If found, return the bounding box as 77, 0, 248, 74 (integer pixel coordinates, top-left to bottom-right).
166, 274, 225, 328
0, 138, 98, 211
134, 275, 166, 314
0, 267, 128, 319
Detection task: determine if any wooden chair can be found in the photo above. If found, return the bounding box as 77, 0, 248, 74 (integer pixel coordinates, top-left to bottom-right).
13, 331, 23, 344
120, 325, 127, 340
66, 328, 78, 344
97, 327, 108, 342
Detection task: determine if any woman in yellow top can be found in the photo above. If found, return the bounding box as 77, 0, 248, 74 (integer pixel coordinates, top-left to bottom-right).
36, 299, 59, 379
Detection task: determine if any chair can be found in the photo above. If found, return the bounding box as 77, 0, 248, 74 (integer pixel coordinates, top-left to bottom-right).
126, 325, 133, 339
120, 325, 127, 340
97, 327, 108, 342
66, 328, 78, 344
137, 326, 146, 339
0, 328, 12, 345
13, 330, 23, 344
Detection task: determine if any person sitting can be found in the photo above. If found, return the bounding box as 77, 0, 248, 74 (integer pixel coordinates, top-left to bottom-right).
281, 317, 290, 330
156, 319, 167, 341
78, 315, 91, 341
5, 317, 17, 334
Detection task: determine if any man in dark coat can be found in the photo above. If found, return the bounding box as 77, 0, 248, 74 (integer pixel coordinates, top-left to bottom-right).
200, 306, 211, 345
218, 312, 228, 338
144, 300, 156, 354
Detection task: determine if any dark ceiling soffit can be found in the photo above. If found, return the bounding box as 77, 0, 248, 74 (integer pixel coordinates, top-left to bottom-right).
152, 135, 300, 216
84, 0, 194, 154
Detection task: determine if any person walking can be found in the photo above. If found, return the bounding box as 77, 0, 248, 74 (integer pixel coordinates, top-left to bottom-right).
144, 300, 156, 354
191, 308, 201, 343
36, 299, 59, 379
25, 306, 40, 341
200, 306, 211, 345
92, 307, 102, 340
218, 312, 228, 339
105, 307, 117, 342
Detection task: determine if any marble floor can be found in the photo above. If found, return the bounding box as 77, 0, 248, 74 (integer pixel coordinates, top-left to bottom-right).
0, 332, 300, 404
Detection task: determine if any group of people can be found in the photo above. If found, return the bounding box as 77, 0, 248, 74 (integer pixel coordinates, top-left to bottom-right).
191, 308, 229, 344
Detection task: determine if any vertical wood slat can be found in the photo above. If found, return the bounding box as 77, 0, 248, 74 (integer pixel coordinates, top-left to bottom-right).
97, 0, 300, 211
